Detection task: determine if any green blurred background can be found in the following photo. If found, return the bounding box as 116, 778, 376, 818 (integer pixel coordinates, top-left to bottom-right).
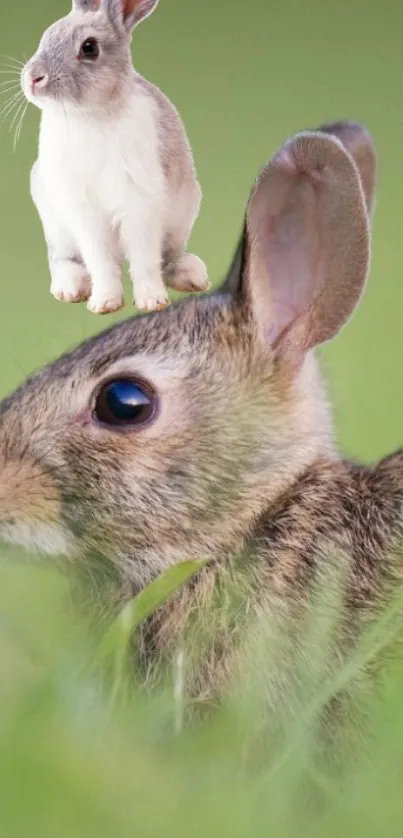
0, 0, 401, 461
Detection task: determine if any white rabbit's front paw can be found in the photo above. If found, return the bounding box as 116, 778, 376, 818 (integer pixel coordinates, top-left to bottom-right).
87, 291, 124, 315
51, 261, 91, 303
134, 281, 170, 313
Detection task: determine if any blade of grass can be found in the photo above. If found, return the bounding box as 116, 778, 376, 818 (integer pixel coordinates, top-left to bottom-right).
95, 559, 207, 710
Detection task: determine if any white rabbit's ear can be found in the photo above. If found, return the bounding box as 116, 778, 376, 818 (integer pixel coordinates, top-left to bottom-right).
72, 0, 101, 10
222, 131, 370, 365
106, 0, 159, 31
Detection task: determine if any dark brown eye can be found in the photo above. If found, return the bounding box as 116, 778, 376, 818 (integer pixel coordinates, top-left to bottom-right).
93, 379, 157, 429
79, 38, 100, 60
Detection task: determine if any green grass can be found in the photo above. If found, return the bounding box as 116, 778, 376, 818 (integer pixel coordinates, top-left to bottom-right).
0, 557, 403, 837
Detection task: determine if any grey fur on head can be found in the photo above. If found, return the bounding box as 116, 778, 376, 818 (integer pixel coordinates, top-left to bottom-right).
22, 0, 159, 107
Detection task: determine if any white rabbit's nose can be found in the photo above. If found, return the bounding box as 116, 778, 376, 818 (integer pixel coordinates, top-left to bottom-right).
23, 59, 49, 97
32, 72, 49, 92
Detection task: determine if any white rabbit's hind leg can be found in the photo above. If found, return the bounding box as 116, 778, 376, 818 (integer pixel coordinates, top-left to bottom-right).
162, 184, 209, 294
164, 253, 209, 293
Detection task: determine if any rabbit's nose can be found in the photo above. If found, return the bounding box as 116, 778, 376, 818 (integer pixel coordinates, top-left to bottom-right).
31, 72, 49, 93
24, 59, 49, 96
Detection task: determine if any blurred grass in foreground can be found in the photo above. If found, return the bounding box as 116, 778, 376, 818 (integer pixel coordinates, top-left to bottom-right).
1, 0, 403, 462
1, 554, 403, 837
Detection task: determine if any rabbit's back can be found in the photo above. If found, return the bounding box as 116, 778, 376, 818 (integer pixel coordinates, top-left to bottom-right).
136, 76, 199, 193
139, 451, 403, 706
249, 452, 403, 609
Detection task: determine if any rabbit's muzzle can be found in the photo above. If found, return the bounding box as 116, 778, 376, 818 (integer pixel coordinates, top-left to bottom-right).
0, 456, 73, 556
21, 58, 51, 104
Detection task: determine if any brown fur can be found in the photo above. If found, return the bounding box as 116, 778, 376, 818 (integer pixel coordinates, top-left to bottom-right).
0, 120, 401, 707
0, 461, 61, 524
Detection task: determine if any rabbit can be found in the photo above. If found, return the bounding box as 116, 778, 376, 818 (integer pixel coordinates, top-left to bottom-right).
21, 0, 209, 315
0, 119, 402, 706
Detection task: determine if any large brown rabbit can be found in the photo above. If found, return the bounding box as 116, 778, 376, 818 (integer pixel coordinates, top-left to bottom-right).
0, 120, 401, 703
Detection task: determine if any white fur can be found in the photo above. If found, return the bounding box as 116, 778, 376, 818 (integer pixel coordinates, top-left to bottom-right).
1, 520, 75, 556
22, 0, 207, 313
30, 89, 169, 313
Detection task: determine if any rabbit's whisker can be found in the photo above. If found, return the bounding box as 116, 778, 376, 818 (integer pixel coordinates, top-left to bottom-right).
1, 102, 24, 131
1, 88, 22, 106
1, 65, 22, 74
13, 102, 27, 149
0, 54, 24, 68
1, 92, 24, 121
0, 85, 21, 98
1, 101, 22, 123
0, 79, 20, 88
9, 98, 25, 134
11, 100, 26, 144
0, 88, 21, 101
0, 63, 23, 74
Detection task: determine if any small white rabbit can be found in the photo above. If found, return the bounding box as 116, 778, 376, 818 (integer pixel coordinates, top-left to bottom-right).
21, 0, 208, 314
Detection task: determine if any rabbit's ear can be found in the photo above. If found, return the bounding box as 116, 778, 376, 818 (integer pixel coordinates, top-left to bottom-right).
72, 0, 101, 10
224, 131, 370, 363
313, 121, 377, 218
105, 0, 159, 31
219, 222, 248, 297
221, 121, 375, 299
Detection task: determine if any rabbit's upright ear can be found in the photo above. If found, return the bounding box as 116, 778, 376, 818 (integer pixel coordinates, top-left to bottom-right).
105, 0, 159, 31
313, 121, 377, 218
72, 0, 101, 10
223, 131, 370, 364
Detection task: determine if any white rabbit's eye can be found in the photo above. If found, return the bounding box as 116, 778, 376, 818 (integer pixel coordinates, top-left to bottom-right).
93, 378, 157, 429
79, 38, 100, 60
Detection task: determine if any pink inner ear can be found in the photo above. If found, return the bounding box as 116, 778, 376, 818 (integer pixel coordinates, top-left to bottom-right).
246, 133, 369, 356
79, 0, 101, 9
122, 0, 155, 21
122, 0, 136, 17
261, 180, 321, 345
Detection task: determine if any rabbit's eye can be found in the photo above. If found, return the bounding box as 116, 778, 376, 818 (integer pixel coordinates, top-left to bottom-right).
79, 38, 100, 60
93, 379, 156, 429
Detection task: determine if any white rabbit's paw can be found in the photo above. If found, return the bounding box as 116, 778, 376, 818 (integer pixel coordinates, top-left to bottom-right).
51, 263, 91, 303
87, 291, 124, 315
165, 254, 209, 293
134, 285, 170, 313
